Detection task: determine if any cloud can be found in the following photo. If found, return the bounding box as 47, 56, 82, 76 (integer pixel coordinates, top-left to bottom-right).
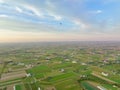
90, 10, 103, 14
48, 12, 62, 21
23, 4, 44, 18
0, 0, 120, 42
15, 6, 23, 13
0, 0, 4, 3
0, 17, 60, 33
96, 10, 102, 14
73, 19, 89, 29
0, 14, 8, 18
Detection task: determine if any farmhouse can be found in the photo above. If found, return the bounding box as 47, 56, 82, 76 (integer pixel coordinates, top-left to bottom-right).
101, 72, 109, 77
72, 61, 77, 63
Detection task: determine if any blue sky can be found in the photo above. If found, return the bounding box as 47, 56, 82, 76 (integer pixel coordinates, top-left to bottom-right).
0, 0, 120, 42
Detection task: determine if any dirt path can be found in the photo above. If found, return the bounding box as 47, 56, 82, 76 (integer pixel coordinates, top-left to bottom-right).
92, 73, 117, 84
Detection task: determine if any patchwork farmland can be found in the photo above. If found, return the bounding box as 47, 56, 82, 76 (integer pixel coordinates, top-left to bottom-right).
0, 42, 120, 90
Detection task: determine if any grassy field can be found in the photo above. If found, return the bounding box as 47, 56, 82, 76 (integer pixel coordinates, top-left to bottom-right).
55, 79, 80, 90
26, 65, 51, 79
102, 84, 118, 90
15, 84, 22, 90
50, 63, 72, 69
46, 72, 77, 82
81, 81, 99, 90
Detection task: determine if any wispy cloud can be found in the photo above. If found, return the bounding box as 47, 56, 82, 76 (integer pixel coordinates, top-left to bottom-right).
23, 4, 44, 18
0, 14, 8, 18
15, 6, 23, 13
90, 10, 103, 14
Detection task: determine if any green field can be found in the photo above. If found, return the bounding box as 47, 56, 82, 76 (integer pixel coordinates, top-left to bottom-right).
0, 42, 120, 90
47, 72, 77, 82
81, 81, 99, 90
27, 65, 51, 79
15, 84, 22, 90
55, 79, 80, 90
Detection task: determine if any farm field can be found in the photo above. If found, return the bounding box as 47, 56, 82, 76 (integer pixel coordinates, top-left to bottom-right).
0, 42, 120, 90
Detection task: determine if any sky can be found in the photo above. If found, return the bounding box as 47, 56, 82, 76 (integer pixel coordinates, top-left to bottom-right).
0, 0, 120, 42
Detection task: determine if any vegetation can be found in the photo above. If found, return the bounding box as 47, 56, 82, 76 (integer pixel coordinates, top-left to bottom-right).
0, 42, 120, 90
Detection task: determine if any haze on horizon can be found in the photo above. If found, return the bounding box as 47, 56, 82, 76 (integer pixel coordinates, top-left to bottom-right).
0, 0, 120, 42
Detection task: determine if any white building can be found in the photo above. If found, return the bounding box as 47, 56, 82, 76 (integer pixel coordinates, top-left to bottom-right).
101, 72, 108, 77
